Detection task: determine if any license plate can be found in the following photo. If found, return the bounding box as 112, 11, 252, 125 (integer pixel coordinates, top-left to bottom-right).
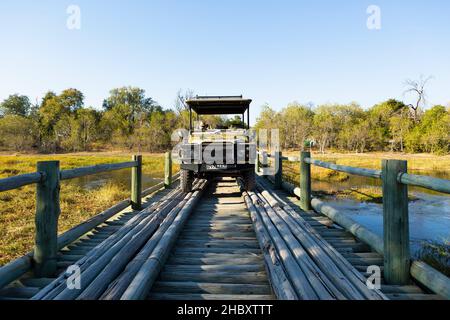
206, 164, 228, 170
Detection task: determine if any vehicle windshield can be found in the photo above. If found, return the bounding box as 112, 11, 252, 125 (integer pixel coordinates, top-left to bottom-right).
186, 96, 252, 133
189, 128, 249, 144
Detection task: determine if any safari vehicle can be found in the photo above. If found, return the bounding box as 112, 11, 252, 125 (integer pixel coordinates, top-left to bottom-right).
180, 96, 256, 192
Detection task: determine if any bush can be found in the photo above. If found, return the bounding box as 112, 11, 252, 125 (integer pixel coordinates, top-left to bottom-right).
0, 115, 36, 151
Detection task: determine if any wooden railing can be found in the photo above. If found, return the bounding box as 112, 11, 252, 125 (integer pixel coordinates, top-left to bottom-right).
0, 153, 176, 289
256, 150, 450, 298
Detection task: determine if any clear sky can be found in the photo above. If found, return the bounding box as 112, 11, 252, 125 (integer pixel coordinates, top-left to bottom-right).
0, 0, 449, 124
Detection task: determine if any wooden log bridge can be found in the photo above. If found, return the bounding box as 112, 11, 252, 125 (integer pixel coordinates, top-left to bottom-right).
0, 153, 449, 300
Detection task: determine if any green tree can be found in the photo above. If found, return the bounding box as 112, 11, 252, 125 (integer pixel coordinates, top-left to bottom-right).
312, 104, 340, 154
59, 88, 84, 112
332, 103, 365, 151
254, 104, 281, 151
75, 108, 100, 151
38, 93, 72, 151
367, 99, 408, 151
352, 119, 371, 153
225, 115, 245, 129
202, 115, 226, 129
0, 115, 36, 150
102, 87, 160, 142
0, 94, 31, 117
279, 103, 314, 150
58, 108, 100, 152
406, 105, 450, 154
389, 108, 412, 152
254, 104, 279, 132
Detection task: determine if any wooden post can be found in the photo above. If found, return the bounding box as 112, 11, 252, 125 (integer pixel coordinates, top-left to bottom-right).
164, 152, 172, 189
382, 159, 410, 285
274, 151, 283, 189
34, 161, 60, 277
255, 151, 260, 173
300, 151, 312, 211
131, 155, 142, 210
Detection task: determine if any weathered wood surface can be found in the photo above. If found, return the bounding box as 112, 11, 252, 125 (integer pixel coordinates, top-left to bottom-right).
243, 192, 298, 300
0, 287, 40, 299
257, 179, 386, 300
0, 182, 178, 300
164, 152, 172, 188
100, 181, 205, 300
34, 161, 61, 277
3, 167, 448, 301
152, 282, 271, 295
253, 179, 387, 300
57, 187, 190, 300
30, 184, 184, 300
398, 173, 450, 194
146, 179, 275, 301
0, 255, 34, 290
300, 151, 312, 211
274, 151, 283, 189
57, 199, 131, 250
311, 198, 384, 255
77, 188, 195, 300
0, 172, 43, 193
60, 161, 137, 180
250, 191, 339, 300
270, 176, 447, 300
410, 261, 450, 299
382, 160, 410, 285
141, 171, 180, 197
120, 180, 208, 300
131, 155, 142, 210
304, 158, 382, 179
149, 293, 275, 300
0, 158, 168, 291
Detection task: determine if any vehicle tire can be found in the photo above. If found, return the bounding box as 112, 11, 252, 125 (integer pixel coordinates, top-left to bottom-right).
243, 170, 256, 191
181, 169, 194, 193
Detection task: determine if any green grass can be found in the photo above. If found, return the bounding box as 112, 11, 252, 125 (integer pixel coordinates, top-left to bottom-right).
0, 153, 179, 265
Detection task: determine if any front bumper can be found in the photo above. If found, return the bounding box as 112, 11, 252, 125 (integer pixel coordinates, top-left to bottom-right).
181, 163, 254, 175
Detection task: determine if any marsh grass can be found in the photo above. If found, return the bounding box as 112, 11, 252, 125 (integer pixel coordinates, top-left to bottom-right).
281, 152, 450, 202
283, 152, 450, 173
0, 153, 179, 265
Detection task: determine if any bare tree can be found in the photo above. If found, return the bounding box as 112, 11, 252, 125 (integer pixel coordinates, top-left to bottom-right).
174, 89, 195, 114
403, 75, 433, 122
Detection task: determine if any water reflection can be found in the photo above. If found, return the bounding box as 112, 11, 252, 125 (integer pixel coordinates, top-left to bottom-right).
63, 169, 163, 190
323, 194, 450, 255
312, 170, 450, 196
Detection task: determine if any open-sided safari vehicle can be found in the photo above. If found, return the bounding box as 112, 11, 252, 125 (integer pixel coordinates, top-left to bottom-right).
180, 96, 256, 192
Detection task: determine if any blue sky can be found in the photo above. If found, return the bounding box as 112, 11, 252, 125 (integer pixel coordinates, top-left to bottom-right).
0, 0, 449, 124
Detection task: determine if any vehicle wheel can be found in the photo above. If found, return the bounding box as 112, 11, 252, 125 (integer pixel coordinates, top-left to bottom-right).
181, 169, 194, 193
243, 170, 256, 191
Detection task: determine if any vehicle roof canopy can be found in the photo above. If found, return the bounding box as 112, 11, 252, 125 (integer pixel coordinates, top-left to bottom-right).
186, 96, 252, 115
